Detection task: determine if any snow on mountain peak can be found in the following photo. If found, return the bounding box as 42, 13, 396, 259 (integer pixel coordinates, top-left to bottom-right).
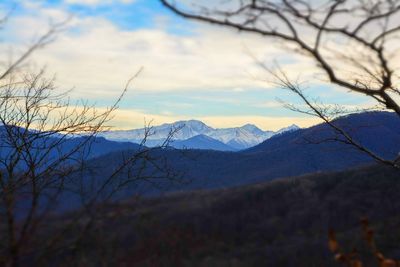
241, 124, 259, 131
276, 124, 300, 135
175, 120, 213, 131
98, 120, 301, 150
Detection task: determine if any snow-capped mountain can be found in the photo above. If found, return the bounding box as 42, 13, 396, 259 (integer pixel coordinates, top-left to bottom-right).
100, 120, 212, 142
208, 127, 274, 150
274, 124, 300, 135
98, 120, 300, 150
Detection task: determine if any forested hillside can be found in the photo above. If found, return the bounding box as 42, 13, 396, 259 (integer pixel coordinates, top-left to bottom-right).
35, 163, 400, 266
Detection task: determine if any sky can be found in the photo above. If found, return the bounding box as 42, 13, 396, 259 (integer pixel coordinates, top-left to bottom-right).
0, 0, 374, 130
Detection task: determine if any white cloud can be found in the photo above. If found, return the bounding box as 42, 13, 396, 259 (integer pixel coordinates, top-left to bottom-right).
97, 108, 320, 131
0, 2, 324, 129
2, 1, 318, 97
23, 19, 316, 98
255, 101, 285, 109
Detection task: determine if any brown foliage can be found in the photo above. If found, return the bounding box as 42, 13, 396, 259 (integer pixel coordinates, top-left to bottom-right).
329, 218, 400, 267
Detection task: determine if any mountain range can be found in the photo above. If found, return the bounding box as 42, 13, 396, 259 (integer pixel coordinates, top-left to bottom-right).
98, 120, 300, 150
83, 111, 400, 197
3, 111, 400, 212
8, 111, 400, 265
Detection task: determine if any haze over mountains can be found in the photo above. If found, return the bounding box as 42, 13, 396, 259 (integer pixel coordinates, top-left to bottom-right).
4, 111, 400, 265
99, 120, 300, 150
3, 112, 398, 187
3, 111, 400, 212
85, 112, 400, 197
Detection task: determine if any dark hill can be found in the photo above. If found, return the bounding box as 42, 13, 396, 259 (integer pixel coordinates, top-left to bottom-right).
171, 134, 236, 151
41, 163, 400, 266
0, 125, 141, 162
247, 111, 400, 157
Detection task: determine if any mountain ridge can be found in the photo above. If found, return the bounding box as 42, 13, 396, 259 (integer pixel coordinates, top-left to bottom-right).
171, 134, 236, 151
98, 119, 300, 150
84, 111, 400, 197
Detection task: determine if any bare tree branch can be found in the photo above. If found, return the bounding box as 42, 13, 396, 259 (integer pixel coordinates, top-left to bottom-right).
160, 0, 400, 167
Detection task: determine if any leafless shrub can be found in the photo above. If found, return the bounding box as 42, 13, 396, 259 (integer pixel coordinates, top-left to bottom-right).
0, 11, 182, 267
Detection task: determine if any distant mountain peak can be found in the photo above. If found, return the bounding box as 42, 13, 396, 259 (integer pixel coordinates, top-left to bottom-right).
184, 119, 211, 127
276, 124, 300, 134
241, 123, 260, 130
174, 119, 205, 125
99, 119, 301, 150
172, 134, 236, 151
288, 124, 300, 128
169, 120, 213, 131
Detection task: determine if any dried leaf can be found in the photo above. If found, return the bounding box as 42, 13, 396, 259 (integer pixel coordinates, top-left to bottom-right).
334, 253, 346, 262
380, 259, 397, 267
328, 229, 339, 252
350, 259, 363, 267
360, 217, 369, 227
366, 228, 374, 245
376, 252, 385, 261
329, 239, 339, 253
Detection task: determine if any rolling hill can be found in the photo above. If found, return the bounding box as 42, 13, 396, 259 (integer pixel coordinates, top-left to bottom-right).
34, 163, 400, 266
171, 134, 236, 151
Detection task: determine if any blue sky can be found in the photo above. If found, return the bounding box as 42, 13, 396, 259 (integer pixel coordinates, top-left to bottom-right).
0, 0, 374, 130
42, 0, 190, 33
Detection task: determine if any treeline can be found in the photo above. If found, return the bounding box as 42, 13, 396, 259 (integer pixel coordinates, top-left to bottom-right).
21, 163, 400, 266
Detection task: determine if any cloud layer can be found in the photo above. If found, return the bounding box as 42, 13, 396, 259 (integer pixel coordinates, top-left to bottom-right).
0, 1, 357, 130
